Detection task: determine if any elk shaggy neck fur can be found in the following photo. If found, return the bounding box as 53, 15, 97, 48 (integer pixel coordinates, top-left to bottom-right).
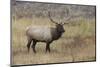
50, 24, 65, 40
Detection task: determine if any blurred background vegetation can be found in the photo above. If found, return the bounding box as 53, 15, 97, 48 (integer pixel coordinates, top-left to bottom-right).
11, 0, 95, 20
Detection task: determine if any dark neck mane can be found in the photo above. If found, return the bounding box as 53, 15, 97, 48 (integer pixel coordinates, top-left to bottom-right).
50, 24, 64, 40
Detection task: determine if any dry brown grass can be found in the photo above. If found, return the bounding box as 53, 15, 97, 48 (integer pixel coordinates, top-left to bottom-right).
12, 17, 96, 65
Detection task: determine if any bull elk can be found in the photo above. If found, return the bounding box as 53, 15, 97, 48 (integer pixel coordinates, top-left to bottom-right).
26, 9, 71, 53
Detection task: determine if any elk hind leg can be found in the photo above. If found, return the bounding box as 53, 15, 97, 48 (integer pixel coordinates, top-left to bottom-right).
46, 42, 51, 53
32, 40, 37, 53
27, 39, 32, 52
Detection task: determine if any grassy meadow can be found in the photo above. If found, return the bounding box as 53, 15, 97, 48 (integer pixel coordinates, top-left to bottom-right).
12, 17, 96, 65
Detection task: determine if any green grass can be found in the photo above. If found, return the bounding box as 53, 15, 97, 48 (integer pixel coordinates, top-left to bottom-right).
12, 17, 96, 65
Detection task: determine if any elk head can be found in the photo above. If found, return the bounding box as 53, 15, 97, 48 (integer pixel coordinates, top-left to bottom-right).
48, 8, 71, 34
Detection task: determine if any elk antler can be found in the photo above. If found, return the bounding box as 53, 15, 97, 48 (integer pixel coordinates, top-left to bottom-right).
48, 7, 71, 25
48, 11, 59, 24
61, 8, 71, 25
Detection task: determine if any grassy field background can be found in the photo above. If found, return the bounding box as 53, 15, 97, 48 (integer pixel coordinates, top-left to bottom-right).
12, 17, 96, 65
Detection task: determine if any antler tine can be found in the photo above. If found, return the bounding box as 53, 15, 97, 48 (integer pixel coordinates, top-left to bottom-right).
48, 11, 59, 24
62, 17, 71, 25
62, 7, 71, 25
